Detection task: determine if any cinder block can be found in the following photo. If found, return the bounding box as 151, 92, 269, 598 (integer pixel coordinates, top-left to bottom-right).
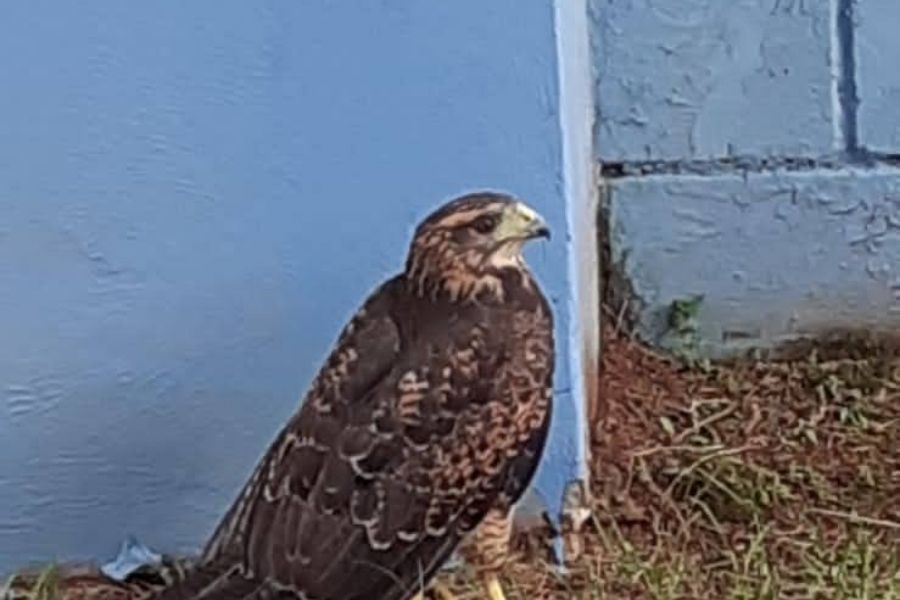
856, 0, 900, 152
609, 167, 900, 356
591, 0, 837, 161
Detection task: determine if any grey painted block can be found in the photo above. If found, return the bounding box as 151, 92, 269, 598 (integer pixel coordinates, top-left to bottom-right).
610, 167, 900, 356
591, 0, 837, 161
857, 0, 900, 152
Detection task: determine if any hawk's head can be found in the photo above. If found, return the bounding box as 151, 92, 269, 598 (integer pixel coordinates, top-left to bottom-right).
405, 191, 550, 301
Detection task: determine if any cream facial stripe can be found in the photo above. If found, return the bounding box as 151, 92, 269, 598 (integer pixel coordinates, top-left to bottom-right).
512, 202, 539, 223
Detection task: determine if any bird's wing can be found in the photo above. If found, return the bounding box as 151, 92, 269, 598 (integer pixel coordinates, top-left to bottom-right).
201, 280, 405, 562
156, 279, 553, 600
151, 279, 404, 600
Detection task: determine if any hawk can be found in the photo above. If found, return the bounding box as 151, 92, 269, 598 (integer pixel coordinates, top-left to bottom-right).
153, 191, 555, 600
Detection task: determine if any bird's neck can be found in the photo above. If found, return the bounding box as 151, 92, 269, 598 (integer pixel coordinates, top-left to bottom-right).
404, 264, 533, 304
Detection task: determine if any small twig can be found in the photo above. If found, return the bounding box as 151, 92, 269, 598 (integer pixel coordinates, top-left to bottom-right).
687, 495, 728, 544
807, 507, 900, 530
629, 443, 725, 459
601, 302, 629, 339
615, 300, 628, 337
635, 456, 690, 533
743, 401, 763, 436
664, 445, 758, 498
674, 403, 738, 444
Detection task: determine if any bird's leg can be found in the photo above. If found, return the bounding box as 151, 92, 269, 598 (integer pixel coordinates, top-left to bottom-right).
483, 574, 506, 600
431, 581, 458, 600
410, 581, 458, 600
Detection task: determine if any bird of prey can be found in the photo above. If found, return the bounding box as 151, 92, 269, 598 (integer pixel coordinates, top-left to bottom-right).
152, 191, 555, 600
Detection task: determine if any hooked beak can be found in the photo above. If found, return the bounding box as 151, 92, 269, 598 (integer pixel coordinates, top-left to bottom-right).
498, 201, 551, 242
530, 222, 551, 240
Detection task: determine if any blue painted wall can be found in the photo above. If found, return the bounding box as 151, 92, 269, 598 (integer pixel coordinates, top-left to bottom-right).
592, 0, 900, 354
0, 2, 595, 570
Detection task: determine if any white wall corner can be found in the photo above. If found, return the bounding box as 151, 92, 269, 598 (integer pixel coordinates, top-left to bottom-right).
554, 0, 600, 558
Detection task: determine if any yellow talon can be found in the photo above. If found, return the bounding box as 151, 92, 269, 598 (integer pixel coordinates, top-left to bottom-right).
484, 575, 506, 600
432, 581, 458, 600
411, 580, 457, 600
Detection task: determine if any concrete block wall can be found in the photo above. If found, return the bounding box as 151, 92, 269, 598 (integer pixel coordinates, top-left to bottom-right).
592, 0, 900, 356
857, 0, 900, 152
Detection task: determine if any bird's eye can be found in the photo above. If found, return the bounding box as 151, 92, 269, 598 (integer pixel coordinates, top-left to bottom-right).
472, 215, 498, 234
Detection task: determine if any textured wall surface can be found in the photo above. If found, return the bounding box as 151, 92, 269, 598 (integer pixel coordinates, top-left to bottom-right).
594, 0, 900, 354
856, 0, 900, 152
592, 0, 838, 161
610, 168, 900, 354
0, 1, 592, 570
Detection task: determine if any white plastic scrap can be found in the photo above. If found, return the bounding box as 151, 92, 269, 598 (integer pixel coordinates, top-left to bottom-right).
100, 536, 162, 581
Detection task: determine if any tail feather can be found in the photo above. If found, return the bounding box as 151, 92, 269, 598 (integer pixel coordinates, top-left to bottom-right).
148, 554, 262, 600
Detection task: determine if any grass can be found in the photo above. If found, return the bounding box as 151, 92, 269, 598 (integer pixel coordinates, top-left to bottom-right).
3, 563, 61, 600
